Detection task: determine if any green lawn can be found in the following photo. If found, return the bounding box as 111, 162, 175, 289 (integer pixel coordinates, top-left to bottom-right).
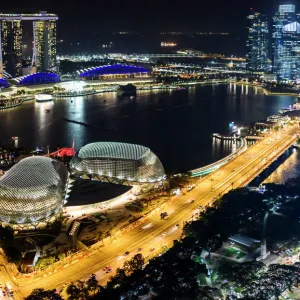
224, 247, 246, 259
210, 270, 218, 282
194, 256, 203, 264
236, 251, 247, 259
224, 247, 239, 257
198, 273, 207, 285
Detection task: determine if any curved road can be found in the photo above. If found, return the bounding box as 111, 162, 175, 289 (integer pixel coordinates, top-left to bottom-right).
13, 125, 298, 298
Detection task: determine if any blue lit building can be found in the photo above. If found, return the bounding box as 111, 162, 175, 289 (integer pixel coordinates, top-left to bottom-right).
246, 10, 269, 72
12, 72, 60, 86
0, 78, 9, 88
78, 64, 151, 80
272, 4, 300, 81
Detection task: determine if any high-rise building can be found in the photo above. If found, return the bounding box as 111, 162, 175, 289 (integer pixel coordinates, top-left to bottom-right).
272, 4, 300, 81
32, 18, 57, 72
0, 20, 22, 77
246, 10, 269, 73
0, 12, 58, 78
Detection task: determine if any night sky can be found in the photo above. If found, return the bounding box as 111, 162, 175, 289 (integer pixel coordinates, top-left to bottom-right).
1, 0, 298, 54
2, 0, 293, 33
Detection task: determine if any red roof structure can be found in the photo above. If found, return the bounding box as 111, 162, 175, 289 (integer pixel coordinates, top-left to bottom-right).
45, 141, 76, 158
45, 147, 76, 157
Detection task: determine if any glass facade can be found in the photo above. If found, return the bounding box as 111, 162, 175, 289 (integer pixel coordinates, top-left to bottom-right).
0, 20, 22, 77
0, 157, 68, 225
70, 142, 165, 183
246, 10, 269, 72
33, 20, 57, 72
0, 13, 58, 77
272, 4, 300, 81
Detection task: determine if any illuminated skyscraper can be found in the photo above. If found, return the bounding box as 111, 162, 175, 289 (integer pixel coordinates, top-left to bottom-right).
0, 20, 22, 77
32, 18, 57, 72
0, 12, 58, 78
246, 10, 269, 72
272, 4, 300, 81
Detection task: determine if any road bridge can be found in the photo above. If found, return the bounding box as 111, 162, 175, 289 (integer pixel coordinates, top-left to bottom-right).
11, 125, 300, 298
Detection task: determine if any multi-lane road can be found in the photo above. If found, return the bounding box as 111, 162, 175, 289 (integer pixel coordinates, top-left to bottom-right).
12, 126, 298, 298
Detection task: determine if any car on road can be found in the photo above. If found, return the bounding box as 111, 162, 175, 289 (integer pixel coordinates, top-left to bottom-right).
103, 266, 110, 271
106, 268, 113, 273
137, 248, 142, 252
191, 199, 195, 203
124, 251, 130, 256
174, 224, 179, 229
160, 212, 169, 220
149, 248, 155, 252
162, 232, 167, 236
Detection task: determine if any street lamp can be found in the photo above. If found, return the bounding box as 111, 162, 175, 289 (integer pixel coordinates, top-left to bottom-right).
210, 178, 214, 191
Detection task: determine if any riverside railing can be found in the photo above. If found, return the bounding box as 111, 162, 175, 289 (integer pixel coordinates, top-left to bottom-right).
189, 138, 247, 177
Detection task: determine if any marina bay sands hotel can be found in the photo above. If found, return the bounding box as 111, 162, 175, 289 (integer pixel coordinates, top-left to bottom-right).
0, 11, 58, 78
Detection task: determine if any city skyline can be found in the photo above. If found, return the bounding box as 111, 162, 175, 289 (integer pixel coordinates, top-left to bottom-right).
2, 1, 300, 299
246, 10, 269, 73
0, 12, 58, 78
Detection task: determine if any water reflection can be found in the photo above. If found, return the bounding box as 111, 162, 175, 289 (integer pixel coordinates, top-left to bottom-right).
0, 84, 297, 172
263, 149, 300, 184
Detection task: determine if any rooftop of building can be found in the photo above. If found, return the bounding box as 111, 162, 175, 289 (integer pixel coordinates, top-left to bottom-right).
78, 64, 151, 77
77, 142, 151, 161
229, 234, 260, 248
0, 156, 65, 189
0, 12, 58, 20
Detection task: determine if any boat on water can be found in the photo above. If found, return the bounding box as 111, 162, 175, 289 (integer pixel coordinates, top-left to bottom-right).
267, 114, 290, 123
45, 109, 51, 113
35, 93, 53, 102
177, 86, 187, 91
279, 106, 293, 114
117, 84, 137, 98
279, 102, 300, 114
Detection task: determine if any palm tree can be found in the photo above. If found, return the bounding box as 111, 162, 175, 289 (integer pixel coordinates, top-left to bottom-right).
66, 283, 81, 300
86, 275, 100, 295
25, 288, 63, 300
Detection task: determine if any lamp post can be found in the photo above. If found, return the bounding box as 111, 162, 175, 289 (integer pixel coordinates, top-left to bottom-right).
210, 178, 214, 191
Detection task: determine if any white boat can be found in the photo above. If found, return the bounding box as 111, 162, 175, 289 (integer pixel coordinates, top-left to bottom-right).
35, 93, 53, 102
279, 107, 293, 114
